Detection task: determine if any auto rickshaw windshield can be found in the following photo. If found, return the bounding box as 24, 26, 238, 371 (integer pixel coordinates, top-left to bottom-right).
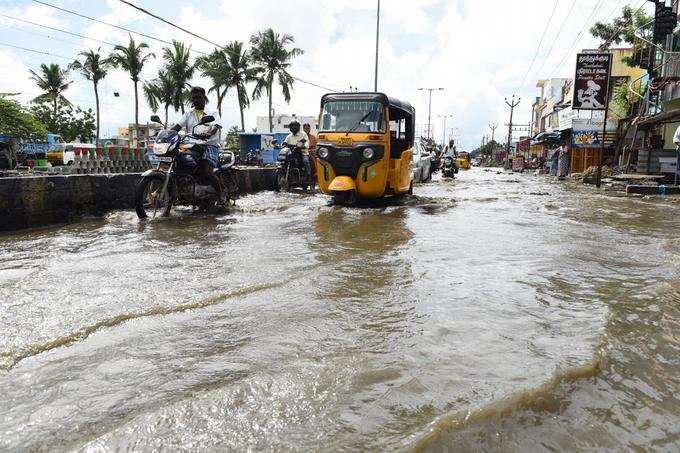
319, 101, 385, 133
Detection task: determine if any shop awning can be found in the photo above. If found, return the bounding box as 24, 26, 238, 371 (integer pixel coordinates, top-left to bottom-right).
531, 131, 565, 145
637, 109, 680, 127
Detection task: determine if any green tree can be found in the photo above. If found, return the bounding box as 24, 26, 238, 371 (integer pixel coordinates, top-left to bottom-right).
162, 40, 194, 115
108, 35, 155, 143
69, 48, 110, 144
0, 98, 48, 139
143, 71, 175, 126
225, 41, 260, 132
197, 49, 228, 118
249, 28, 303, 132
29, 63, 72, 116
225, 125, 240, 149
590, 6, 653, 50
31, 103, 96, 142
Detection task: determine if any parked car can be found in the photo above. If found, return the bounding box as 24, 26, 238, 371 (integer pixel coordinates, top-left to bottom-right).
412, 141, 433, 183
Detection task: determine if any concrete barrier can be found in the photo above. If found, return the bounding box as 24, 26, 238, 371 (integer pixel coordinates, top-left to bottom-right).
626, 184, 680, 196
0, 167, 277, 232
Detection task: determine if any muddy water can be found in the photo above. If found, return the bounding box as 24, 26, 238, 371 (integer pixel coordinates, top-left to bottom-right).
0, 168, 678, 451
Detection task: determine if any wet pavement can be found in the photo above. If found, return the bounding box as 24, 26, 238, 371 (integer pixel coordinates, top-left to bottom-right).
1, 168, 679, 451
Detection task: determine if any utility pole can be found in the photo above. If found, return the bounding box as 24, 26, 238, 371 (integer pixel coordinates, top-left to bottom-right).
504, 95, 520, 169
489, 123, 498, 145
374, 0, 380, 92
439, 114, 454, 146
418, 87, 444, 140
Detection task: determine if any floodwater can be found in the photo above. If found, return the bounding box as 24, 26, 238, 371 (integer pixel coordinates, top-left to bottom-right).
0, 168, 679, 452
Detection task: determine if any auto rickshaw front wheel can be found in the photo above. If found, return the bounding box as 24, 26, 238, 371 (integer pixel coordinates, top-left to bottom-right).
332, 190, 356, 206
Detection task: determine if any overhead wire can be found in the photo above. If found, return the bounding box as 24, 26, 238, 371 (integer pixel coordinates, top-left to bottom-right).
528, 0, 578, 84
547, 0, 608, 79
520, 0, 560, 88
30, 0, 342, 92
112, 0, 342, 92
0, 13, 119, 48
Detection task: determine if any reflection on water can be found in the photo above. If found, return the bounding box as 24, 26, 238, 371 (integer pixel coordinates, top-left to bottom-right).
1, 168, 679, 451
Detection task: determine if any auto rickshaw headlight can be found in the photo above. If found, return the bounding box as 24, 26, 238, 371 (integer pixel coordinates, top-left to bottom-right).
363, 147, 374, 159
318, 147, 329, 159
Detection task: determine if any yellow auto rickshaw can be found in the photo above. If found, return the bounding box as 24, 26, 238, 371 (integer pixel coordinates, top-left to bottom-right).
456, 151, 471, 170
315, 93, 415, 204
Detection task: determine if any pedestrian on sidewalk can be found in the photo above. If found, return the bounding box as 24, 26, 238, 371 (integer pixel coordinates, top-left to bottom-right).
558, 144, 570, 178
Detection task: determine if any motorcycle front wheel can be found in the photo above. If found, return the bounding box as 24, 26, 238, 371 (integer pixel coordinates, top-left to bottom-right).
135, 174, 172, 219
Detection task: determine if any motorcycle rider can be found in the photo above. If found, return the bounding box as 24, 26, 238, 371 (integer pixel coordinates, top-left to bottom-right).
172, 86, 224, 204
284, 120, 311, 178
442, 139, 459, 173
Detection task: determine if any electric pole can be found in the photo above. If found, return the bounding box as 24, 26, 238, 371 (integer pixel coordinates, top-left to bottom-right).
374, 0, 380, 91
489, 123, 498, 145
504, 95, 520, 169
418, 87, 444, 140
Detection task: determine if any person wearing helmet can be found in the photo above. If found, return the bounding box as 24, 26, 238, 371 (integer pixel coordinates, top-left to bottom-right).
284, 120, 311, 177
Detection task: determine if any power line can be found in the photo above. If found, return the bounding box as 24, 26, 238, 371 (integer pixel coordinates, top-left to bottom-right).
113, 0, 342, 92
0, 41, 71, 60
117, 0, 222, 48
529, 0, 578, 83
547, 0, 608, 79
30, 0, 206, 54
520, 0, 560, 87
0, 13, 118, 47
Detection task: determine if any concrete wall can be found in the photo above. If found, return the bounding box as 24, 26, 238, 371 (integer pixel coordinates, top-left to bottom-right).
0, 168, 276, 232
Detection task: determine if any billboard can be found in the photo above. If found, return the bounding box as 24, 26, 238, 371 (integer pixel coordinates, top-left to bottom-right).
572, 53, 612, 111
572, 119, 617, 148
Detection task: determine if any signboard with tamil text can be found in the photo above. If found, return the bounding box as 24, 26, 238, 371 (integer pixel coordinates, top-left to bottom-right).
572, 53, 612, 111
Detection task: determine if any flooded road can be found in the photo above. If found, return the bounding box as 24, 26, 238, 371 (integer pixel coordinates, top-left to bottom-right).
1, 168, 679, 451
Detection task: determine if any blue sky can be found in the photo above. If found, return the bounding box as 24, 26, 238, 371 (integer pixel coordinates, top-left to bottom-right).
0, 0, 651, 148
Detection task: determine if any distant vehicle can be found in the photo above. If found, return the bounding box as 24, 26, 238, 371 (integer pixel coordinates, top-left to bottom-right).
275, 141, 315, 191
411, 141, 433, 183
50, 142, 94, 166
18, 133, 64, 165
456, 151, 471, 170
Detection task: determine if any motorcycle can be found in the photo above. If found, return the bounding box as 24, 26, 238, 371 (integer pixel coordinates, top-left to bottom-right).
134, 114, 238, 219
239, 149, 263, 167
441, 155, 458, 178
274, 141, 315, 191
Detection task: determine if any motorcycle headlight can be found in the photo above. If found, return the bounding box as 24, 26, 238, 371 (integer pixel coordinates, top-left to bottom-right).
445, 157, 453, 164
363, 147, 374, 159
318, 147, 329, 159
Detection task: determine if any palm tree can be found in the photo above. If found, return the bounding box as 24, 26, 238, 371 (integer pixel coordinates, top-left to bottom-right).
162, 40, 194, 115
143, 71, 175, 126
108, 35, 154, 143
29, 63, 72, 115
224, 41, 259, 132
197, 49, 228, 118
249, 28, 303, 132
69, 48, 109, 144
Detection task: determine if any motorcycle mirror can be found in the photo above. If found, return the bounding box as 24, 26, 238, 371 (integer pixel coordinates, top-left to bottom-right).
150, 115, 163, 125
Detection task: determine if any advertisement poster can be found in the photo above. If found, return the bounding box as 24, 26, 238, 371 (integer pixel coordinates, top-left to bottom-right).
571, 119, 617, 148
572, 53, 612, 111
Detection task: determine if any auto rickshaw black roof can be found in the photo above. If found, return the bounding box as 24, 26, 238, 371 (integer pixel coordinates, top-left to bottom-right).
320, 92, 415, 120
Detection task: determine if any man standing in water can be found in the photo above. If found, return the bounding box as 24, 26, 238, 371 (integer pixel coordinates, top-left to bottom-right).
303, 123, 317, 180
172, 87, 224, 204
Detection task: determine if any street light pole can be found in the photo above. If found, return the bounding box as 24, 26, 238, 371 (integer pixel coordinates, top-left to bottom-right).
374, 0, 380, 92
418, 87, 444, 140
439, 114, 454, 146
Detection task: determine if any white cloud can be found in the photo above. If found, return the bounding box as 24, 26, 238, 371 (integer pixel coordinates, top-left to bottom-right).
1, 0, 649, 148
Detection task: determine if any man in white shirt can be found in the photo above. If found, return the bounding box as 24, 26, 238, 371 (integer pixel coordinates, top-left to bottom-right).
284, 120, 311, 177
673, 124, 680, 149
172, 86, 224, 203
